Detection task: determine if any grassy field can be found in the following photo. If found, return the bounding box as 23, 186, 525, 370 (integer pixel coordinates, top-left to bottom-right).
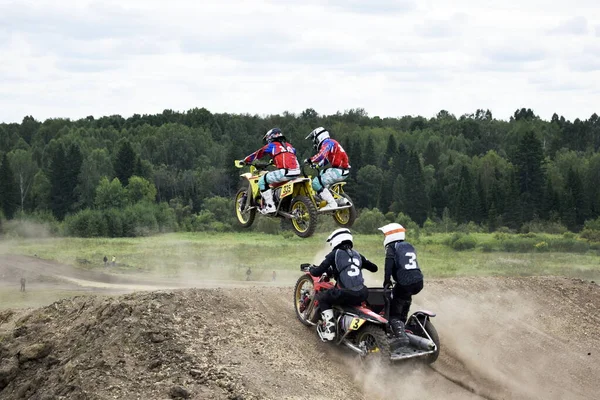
1, 231, 599, 283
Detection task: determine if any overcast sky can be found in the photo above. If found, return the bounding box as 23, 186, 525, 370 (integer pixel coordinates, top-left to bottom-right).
1, 0, 599, 123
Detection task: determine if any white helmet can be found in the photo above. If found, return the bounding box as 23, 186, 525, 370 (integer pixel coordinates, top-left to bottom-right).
326, 228, 353, 249
378, 223, 406, 246
305, 127, 330, 150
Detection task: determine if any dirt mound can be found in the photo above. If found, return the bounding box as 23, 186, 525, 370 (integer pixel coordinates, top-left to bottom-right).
0, 277, 599, 400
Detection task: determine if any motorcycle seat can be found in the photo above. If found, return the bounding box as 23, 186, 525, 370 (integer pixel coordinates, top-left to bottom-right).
269, 177, 310, 188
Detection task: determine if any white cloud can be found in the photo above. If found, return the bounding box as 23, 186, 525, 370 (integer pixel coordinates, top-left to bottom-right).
0, 0, 599, 123
547, 16, 589, 35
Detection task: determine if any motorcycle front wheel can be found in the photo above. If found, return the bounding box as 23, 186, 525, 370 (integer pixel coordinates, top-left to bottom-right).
234, 187, 256, 228
290, 195, 317, 238
293, 274, 315, 327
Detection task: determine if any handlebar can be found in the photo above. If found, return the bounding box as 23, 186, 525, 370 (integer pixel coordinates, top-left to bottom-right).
300, 263, 312, 272
233, 159, 273, 170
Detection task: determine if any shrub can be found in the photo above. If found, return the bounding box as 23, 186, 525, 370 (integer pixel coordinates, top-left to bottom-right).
444, 233, 477, 251
480, 242, 495, 252
546, 237, 589, 253
500, 238, 536, 252
353, 208, 387, 234
452, 234, 477, 251
581, 217, 600, 243
253, 217, 280, 234
534, 241, 549, 252
521, 220, 568, 234
64, 209, 108, 237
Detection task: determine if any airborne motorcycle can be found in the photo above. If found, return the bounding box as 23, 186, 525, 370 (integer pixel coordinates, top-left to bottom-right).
293, 264, 440, 363
234, 160, 355, 238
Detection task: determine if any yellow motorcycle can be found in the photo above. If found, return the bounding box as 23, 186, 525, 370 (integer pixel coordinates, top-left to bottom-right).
233, 160, 356, 238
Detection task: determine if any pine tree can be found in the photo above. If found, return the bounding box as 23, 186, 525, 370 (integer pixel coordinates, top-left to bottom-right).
401, 152, 429, 226
65, 144, 83, 211
564, 168, 587, 230
423, 140, 440, 169
349, 138, 362, 179
380, 135, 397, 170
513, 130, 545, 221
49, 145, 69, 219
0, 153, 18, 219
363, 135, 377, 166
503, 171, 523, 229
454, 166, 476, 224
114, 141, 136, 186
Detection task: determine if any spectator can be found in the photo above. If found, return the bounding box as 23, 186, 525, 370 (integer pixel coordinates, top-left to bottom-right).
20, 277, 26, 292
112, 256, 116, 266
103, 255, 108, 267
246, 267, 252, 281
272, 271, 277, 282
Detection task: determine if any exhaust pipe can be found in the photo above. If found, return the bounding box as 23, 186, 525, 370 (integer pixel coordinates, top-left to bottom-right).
342, 340, 367, 356
406, 332, 435, 350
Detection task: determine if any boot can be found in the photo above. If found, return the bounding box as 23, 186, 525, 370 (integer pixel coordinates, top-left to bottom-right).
259, 189, 276, 215
319, 309, 336, 341
319, 189, 338, 211
390, 318, 410, 349
336, 196, 351, 206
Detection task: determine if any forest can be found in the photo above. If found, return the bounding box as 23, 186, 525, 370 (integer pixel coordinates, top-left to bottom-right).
1, 107, 600, 238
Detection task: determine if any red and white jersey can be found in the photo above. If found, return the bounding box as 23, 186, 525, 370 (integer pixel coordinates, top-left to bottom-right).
244, 141, 300, 170
309, 138, 350, 169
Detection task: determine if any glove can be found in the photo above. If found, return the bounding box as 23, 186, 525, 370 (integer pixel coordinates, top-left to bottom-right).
383, 281, 392, 291
303, 158, 312, 165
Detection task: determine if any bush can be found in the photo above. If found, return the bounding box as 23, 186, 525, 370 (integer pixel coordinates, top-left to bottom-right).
546, 237, 589, 253
444, 233, 477, 251
581, 217, 600, 243
253, 217, 280, 234
521, 220, 568, 234
353, 208, 387, 234
64, 209, 108, 237
534, 241, 549, 252
500, 238, 537, 252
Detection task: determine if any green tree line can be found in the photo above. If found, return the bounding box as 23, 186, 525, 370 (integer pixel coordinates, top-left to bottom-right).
1, 107, 600, 236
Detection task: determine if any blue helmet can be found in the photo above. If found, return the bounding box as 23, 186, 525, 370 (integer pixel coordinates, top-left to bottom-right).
263, 128, 285, 143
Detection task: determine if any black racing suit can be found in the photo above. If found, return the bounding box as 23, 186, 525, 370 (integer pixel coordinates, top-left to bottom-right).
310, 244, 378, 311
384, 240, 424, 324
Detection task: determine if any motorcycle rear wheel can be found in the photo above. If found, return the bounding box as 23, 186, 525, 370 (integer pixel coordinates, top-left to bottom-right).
290, 195, 317, 238
293, 274, 315, 327
235, 187, 256, 228
333, 194, 357, 228
355, 325, 391, 364
420, 320, 440, 364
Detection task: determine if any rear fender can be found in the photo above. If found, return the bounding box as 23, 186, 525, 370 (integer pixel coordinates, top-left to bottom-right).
412, 310, 436, 318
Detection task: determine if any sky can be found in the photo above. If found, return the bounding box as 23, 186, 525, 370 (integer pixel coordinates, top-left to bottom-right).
1, 0, 599, 123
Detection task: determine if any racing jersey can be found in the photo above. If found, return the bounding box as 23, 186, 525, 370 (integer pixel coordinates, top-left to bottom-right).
309, 138, 350, 169
244, 141, 300, 170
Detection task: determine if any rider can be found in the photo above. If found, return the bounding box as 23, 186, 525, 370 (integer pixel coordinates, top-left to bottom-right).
243, 128, 301, 214
309, 228, 378, 341
303, 127, 351, 211
378, 223, 423, 347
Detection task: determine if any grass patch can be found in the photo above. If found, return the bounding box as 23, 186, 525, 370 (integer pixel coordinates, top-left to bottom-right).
1, 232, 599, 282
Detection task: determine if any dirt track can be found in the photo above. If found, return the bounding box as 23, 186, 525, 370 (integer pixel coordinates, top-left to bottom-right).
0, 255, 599, 399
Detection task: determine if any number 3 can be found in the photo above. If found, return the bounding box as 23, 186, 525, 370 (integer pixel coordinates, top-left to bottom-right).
405, 252, 417, 269
348, 265, 360, 276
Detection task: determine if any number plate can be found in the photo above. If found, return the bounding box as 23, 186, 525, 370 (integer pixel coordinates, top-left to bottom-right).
280, 182, 293, 198
349, 317, 365, 331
